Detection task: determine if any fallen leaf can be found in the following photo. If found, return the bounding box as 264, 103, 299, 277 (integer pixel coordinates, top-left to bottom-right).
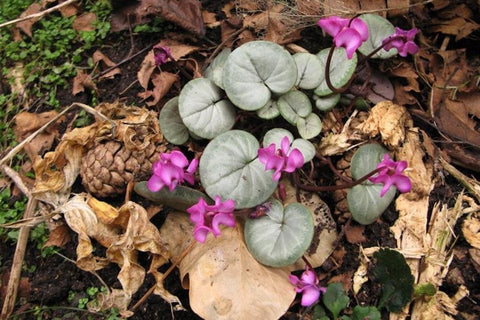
72, 69, 97, 95
429, 17, 480, 41
43, 224, 71, 248
14, 111, 63, 161
15, 3, 42, 37
146, 72, 179, 106
73, 12, 97, 31
159, 212, 295, 320
111, 0, 205, 36
344, 222, 366, 244
92, 50, 121, 79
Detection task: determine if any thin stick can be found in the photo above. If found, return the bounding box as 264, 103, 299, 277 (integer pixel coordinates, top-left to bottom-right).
0, 0, 79, 29
1, 165, 31, 197
130, 241, 196, 312
1, 197, 38, 319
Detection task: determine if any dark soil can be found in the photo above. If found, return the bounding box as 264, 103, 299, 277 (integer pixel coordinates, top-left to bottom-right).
1, 1, 480, 319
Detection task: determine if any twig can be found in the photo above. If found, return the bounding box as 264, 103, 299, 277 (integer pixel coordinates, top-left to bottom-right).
130, 241, 196, 312
1, 165, 31, 197
1, 197, 38, 319
440, 157, 480, 203
0, 0, 79, 29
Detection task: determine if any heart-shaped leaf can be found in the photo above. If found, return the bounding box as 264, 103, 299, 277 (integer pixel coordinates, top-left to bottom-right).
314, 93, 340, 112
223, 41, 297, 111
347, 183, 396, 225
293, 52, 323, 89
314, 48, 357, 97
178, 78, 236, 139
278, 90, 312, 126
357, 14, 397, 59
296, 113, 322, 140
348, 143, 395, 225
204, 48, 231, 89
199, 130, 277, 209
262, 128, 315, 163
158, 96, 189, 145
256, 99, 280, 120
244, 198, 314, 267
350, 143, 388, 180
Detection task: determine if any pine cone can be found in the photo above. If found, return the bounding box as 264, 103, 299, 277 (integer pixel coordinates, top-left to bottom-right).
79, 102, 167, 197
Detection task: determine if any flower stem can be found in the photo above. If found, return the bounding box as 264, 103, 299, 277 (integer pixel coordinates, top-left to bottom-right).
324, 44, 355, 94
296, 167, 382, 192
361, 35, 402, 61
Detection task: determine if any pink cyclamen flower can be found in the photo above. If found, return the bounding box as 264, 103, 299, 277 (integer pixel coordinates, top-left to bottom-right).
382, 27, 419, 57
187, 196, 236, 243
289, 268, 326, 307
258, 136, 304, 181
153, 45, 174, 66
317, 16, 369, 59
147, 150, 198, 192
368, 154, 412, 197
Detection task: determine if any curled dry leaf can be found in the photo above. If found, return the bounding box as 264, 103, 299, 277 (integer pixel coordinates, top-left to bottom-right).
92, 50, 121, 79
72, 12, 97, 31
357, 101, 410, 149
15, 2, 42, 37
159, 211, 295, 320
462, 213, 480, 249
72, 69, 97, 95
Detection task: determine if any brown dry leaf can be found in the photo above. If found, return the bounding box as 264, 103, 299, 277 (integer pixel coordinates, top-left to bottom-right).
14, 111, 62, 162
43, 224, 71, 248
87, 196, 122, 226
140, 72, 179, 106
72, 12, 97, 32
15, 2, 42, 37
111, 0, 205, 36
356, 101, 409, 149
92, 50, 121, 80
462, 213, 480, 249
32, 124, 97, 204
72, 69, 97, 95
159, 212, 295, 320
138, 51, 156, 90
58, 2, 79, 17
202, 10, 220, 28
87, 289, 133, 318
429, 17, 480, 41
344, 222, 366, 244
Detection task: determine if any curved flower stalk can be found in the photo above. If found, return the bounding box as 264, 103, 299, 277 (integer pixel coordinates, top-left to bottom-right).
317, 16, 369, 59
368, 154, 411, 197
258, 136, 304, 181
187, 195, 236, 243
382, 27, 419, 57
147, 150, 198, 192
289, 268, 326, 307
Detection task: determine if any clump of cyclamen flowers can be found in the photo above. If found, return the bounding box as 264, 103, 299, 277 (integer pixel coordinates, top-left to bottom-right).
368, 154, 411, 197
258, 136, 304, 181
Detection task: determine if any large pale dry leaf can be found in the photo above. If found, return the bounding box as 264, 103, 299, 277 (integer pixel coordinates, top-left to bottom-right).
43, 224, 71, 248
106, 202, 169, 296
87, 288, 133, 318
159, 212, 295, 320
145, 72, 179, 106
61, 194, 115, 271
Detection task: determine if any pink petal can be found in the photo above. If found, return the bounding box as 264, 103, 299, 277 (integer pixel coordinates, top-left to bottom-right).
350, 18, 369, 41
318, 16, 349, 37
187, 158, 199, 174
289, 274, 301, 286
193, 226, 210, 243
335, 28, 363, 59
301, 269, 318, 285
211, 213, 236, 235
301, 286, 320, 306
258, 144, 276, 165
147, 175, 165, 192
280, 136, 291, 156
379, 178, 394, 197
393, 175, 411, 193
168, 150, 189, 168
187, 198, 208, 224
284, 149, 304, 172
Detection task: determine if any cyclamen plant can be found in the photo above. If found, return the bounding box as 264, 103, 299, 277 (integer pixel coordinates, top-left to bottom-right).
136, 12, 419, 312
